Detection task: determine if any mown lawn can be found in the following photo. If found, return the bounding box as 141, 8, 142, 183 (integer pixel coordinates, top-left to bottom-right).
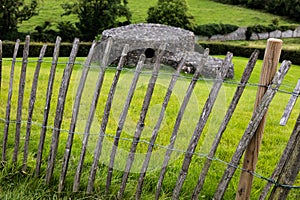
0, 50, 299, 199
19, 0, 297, 33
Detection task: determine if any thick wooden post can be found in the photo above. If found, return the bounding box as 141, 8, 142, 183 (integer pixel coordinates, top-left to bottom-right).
236, 38, 283, 200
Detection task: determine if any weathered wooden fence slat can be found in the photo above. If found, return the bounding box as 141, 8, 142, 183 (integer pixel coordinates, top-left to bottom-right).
155, 48, 209, 200
135, 56, 186, 200
118, 44, 166, 199
12, 35, 30, 164
192, 50, 259, 200
45, 38, 80, 184
104, 54, 146, 194
72, 38, 113, 192
237, 38, 283, 200
269, 113, 300, 199
259, 113, 300, 199
280, 79, 300, 126
22, 44, 47, 171
0, 40, 2, 91
35, 36, 61, 177
213, 60, 292, 200
2, 39, 20, 161
172, 52, 233, 200
58, 40, 97, 192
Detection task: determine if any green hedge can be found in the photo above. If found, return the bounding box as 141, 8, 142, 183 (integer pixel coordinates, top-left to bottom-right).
1, 41, 92, 58
199, 42, 300, 65
193, 23, 239, 38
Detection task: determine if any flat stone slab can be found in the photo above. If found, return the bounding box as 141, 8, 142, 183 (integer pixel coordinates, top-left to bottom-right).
93, 23, 234, 78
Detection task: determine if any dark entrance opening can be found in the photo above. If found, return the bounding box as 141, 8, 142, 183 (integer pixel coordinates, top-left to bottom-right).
145, 48, 155, 58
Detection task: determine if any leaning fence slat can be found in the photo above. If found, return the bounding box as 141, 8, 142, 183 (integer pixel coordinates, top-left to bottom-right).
78, 44, 129, 194
280, 79, 300, 126
45, 38, 80, 184
155, 48, 210, 200
259, 113, 300, 199
72, 38, 113, 192
22, 44, 47, 171
2, 39, 20, 161
103, 54, 146, 194
35, 36, 61, 177
135, 56, 186, 200
58, 41, 97, 192
0, 40, 2, 91
191, 50, 259, 200
118, 44, 166, 199
172, 52, 233, 200
12, 35, 30, 164
268, 113, 300, 200
213, 60, 292, 200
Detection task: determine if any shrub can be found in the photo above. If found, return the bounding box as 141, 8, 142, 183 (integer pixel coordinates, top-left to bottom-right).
147, 0, 194, 30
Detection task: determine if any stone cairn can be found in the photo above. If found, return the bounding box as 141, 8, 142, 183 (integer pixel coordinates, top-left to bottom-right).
94, 23, 234, 78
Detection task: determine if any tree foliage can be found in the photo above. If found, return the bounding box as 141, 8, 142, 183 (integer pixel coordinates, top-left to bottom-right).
0, 0, 38, 40
61, 0, 131, 41
147, 0, 194, 30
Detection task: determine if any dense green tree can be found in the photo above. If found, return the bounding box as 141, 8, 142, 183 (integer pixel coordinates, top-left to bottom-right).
0, 0, 38, 40
61, 0, 131, 41
147, 0, 194, 30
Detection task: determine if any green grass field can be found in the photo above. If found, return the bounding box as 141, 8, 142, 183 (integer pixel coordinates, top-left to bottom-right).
19, 0, 297, 33
0, 53, 299, 199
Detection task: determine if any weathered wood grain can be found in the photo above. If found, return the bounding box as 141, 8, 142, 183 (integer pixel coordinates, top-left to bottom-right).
58, 40, 97, 192
35, 36, 61, 177
45, 38, 80, 184
13, 35, 30, 164
2, 39, 20, 161
104, 54, 146, 194
72, 38, 113, 192
22, 44, 47, 171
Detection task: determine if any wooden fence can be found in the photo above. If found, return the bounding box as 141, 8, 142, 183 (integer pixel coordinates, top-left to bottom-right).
0, 36, 299, 199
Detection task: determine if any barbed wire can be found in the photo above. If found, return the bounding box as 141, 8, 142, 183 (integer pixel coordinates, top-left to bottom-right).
0, 117, 299, 190
1, 58, 299, 97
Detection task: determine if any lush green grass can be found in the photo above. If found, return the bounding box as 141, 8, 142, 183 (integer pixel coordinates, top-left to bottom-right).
19, 0, 298, 33
0, 54, 299, 199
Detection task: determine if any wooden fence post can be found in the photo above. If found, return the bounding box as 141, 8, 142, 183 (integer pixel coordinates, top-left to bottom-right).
236, 38, 283, 200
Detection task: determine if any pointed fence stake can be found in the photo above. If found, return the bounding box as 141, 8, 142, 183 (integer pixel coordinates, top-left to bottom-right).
155, 48, 209, 200
172, 52, 233, 200
13, 35, 30, 164
118, 44, 166, 199
22, 44, 47, 171
2, 39, 20, 162
45, 38, 80, 184
35, 36, 61, 177
104, 54, 146, 195
72, 38, 113, 192
58, 40, 97, 192
192, 50, 259, 200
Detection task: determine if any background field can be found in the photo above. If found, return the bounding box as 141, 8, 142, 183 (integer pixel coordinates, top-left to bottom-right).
20, 0, 297, 33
